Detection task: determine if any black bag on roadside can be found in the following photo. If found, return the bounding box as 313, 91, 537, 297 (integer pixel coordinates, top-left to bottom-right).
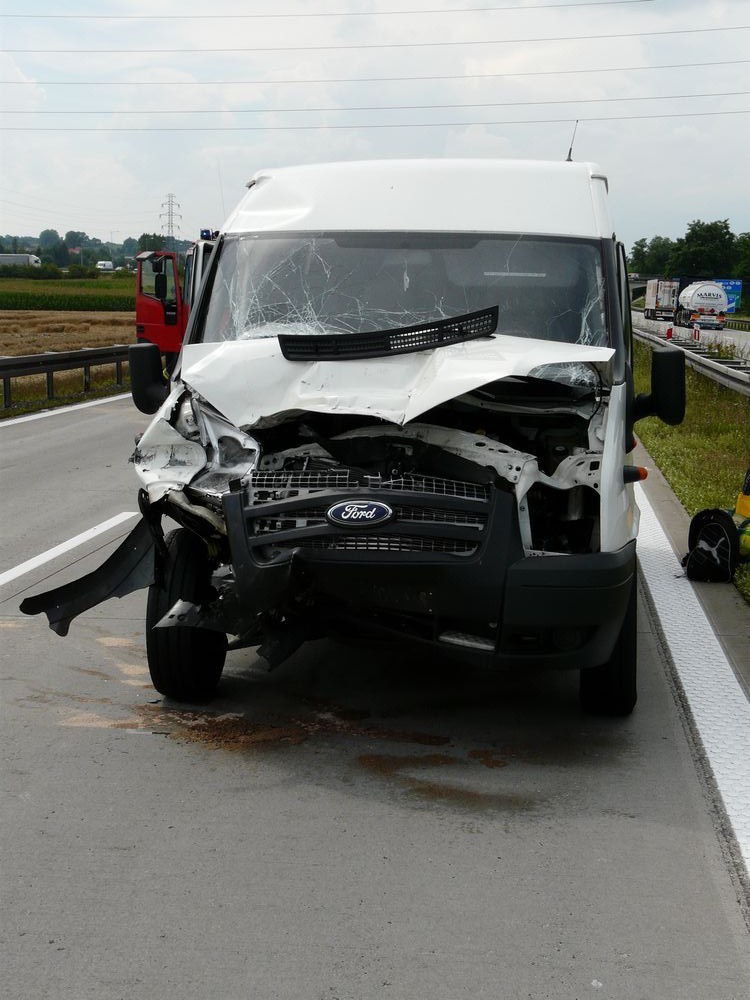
682, 508, 740, 582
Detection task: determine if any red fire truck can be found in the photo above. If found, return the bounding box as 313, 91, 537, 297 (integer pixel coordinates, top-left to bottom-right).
135, 231, 216, 369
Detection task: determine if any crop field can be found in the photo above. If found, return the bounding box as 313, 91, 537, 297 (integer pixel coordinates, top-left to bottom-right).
0, 275, 135, 311
0, 310, 135, 355
0, 310, 135, 418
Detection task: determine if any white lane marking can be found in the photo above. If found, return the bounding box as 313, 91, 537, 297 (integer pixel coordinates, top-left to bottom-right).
0, 512, 138, 587
637, 484, 750, 868
0, 393, 131, 428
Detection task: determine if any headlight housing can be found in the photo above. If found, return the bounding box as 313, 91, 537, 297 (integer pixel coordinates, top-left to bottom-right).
133, 392, 259, 503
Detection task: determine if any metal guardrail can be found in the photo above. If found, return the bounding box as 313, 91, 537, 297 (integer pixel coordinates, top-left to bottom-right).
724, 316, 750, 331
633, 327, 750, 398
0, 345, 129, 409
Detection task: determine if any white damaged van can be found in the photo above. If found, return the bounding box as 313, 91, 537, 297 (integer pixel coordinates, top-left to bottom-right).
23, 159, 685, 715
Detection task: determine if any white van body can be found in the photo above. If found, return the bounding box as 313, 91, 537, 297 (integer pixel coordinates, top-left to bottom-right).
23, 160, 685, 716
96, 260, 114, 271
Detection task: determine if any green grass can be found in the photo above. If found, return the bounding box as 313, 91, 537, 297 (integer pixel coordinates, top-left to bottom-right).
634, 339, 750, 601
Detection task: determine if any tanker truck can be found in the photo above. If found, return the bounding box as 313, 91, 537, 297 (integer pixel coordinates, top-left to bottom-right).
675, 280, 728, 330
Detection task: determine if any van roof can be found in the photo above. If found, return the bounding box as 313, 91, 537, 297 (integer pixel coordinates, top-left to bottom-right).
222, 159, 612, 240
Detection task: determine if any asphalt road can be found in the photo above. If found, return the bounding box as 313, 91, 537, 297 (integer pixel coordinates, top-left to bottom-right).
2, 397, 750, 1000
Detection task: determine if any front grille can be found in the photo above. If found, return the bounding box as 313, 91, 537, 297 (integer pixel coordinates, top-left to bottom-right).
245, 465, 491, 560
252, 504, 487, 535
393, 505, 486, 527
250, 470, 355, 500
296, 536, 477, 555
249, 470, 490, 504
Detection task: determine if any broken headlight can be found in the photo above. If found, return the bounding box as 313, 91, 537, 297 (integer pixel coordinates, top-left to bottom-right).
185, 397, 259, 502
132, 392, 259, 503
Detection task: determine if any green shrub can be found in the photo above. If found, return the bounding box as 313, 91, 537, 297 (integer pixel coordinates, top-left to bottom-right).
0, 264, 62, 280
66, 265, 99, 279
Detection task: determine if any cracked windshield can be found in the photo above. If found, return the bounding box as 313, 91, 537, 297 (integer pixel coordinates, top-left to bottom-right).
198, 232, 608, 347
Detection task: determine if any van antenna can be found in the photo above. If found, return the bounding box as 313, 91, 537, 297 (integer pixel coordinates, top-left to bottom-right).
566, 120, 579, 162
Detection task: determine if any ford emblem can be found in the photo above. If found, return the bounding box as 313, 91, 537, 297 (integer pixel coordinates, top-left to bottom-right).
326, 499, 394, 529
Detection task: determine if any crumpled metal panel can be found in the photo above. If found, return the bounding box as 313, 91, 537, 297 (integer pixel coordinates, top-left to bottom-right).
180, 337, 614, 430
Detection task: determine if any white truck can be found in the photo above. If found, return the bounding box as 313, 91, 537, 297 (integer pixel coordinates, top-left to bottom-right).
675, 281, 729, 330
96, 260, 115, 271
0, 252, 41, 267
643, 278, 679, 320
22, 159, 686, 717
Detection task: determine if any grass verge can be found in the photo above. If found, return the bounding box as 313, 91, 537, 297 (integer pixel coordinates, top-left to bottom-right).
1, 367, 130, 419
634, 339, 750, 602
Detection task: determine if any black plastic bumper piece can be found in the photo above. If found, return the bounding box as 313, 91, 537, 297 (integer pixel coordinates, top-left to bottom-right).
19, 516, 155, 636
222, 483, 523, 627
497, 541, 637, 669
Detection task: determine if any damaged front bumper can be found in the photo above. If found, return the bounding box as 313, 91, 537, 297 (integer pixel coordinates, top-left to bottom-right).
221, 469, 636, 671
19, 513, 158, 636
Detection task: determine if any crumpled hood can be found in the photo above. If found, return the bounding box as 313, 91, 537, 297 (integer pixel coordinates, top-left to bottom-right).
180, 336, 615, 428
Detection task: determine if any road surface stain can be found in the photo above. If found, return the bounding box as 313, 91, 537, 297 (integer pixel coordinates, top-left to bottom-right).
468, 749, 511, 769
358, 751, 537, 811
127, 702, 452, 752
96, 636, 142, 650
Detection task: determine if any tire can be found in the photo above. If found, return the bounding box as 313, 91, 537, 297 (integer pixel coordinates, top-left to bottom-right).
579, 577, 637, 716
146, 529, 227, 702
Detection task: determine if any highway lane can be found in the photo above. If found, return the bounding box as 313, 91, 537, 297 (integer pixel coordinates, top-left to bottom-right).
1, 397, 146, 570
2, 398, 750, 999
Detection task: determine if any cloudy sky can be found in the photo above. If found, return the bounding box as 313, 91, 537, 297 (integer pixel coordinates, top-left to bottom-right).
0, 0, 748, 252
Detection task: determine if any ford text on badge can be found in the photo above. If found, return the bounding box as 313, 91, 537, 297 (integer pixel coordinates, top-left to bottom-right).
326, 500, 394, 528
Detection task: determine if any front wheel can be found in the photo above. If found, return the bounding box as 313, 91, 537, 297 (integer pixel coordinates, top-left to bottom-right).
146, 529, 227, 702
579, 577, 637, 716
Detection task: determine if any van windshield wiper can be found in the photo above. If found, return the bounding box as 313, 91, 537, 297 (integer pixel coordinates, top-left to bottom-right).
277, 305, 498, 362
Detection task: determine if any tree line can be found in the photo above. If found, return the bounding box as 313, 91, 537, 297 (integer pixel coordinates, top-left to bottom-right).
0, 229, 192, 268
628, 220, 749, 280
3, 219, 748, 280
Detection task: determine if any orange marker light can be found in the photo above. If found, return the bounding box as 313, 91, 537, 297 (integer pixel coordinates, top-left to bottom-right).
623, 465, 648, 483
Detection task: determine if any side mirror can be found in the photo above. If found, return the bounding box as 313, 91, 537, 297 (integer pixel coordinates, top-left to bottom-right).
129, 343, 169, 414
154, 272, 167, 301
633, 346, 685, 425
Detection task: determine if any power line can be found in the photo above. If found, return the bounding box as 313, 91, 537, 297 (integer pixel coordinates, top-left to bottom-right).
0, 1, 656, 18
3, 109, 748, 132
3, 58, 746, 86
0, 196, 158, 222
5, 90, 748, 115
3, 25, 747, 53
